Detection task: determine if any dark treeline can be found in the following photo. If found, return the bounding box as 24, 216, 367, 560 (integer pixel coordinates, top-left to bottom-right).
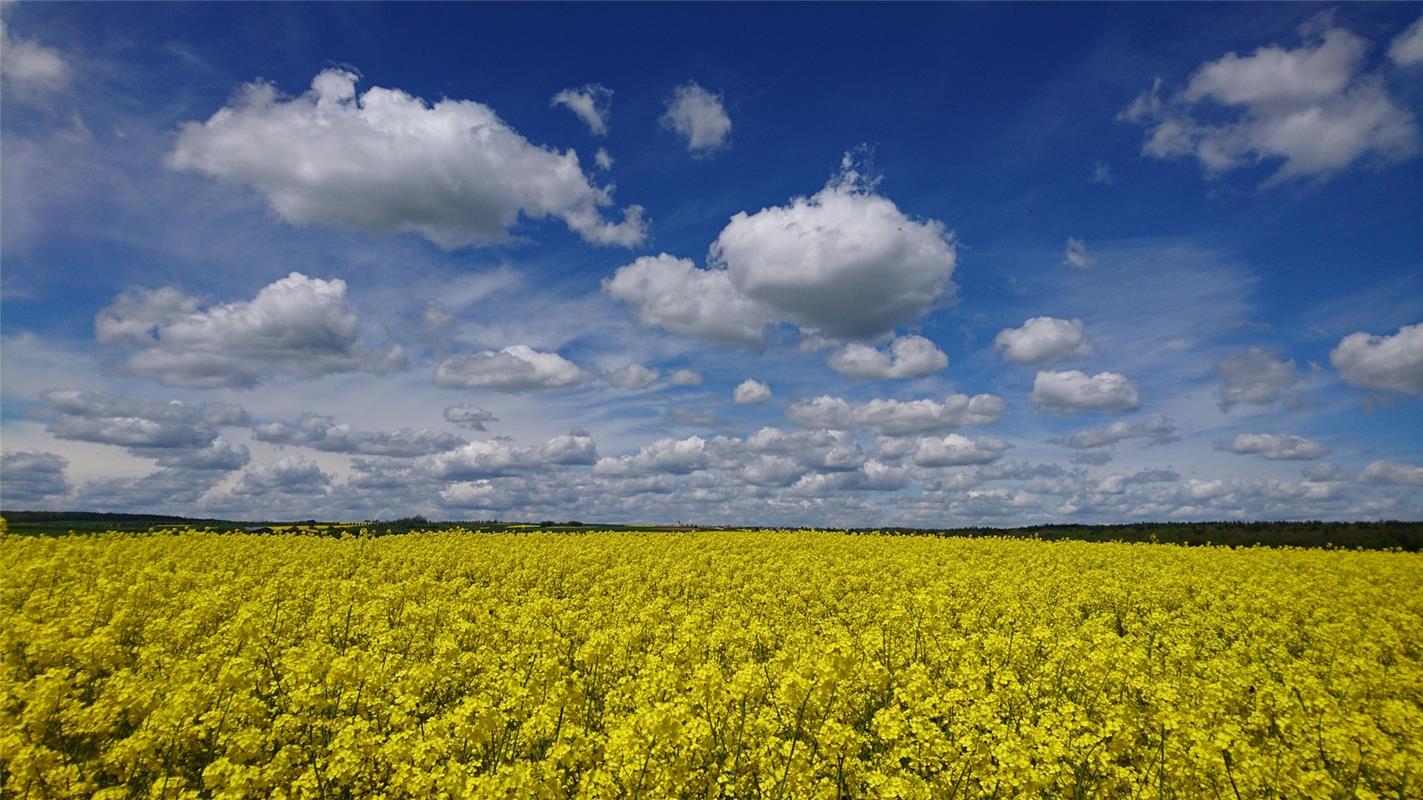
853, 520, 1422, 551
2, 511, 1419, 551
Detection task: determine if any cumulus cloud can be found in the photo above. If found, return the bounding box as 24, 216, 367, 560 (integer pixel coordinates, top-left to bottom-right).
709, 159, 957, 339
603, 254, 773, 345
154, 438, 251, 471
1031, 370, 1141, 414
540, 431, 599, 465
1120, 20, 1418, 182
228, 455, 331, 497
93, 287, 201, 344
1329, 322, 1423, 396
39, 390, 249, 451
550, 83, 612, 135
660, 81, 731, 153
169, 69, 646, 248
435, 345, 587, 391
1388, 15, 1423, 67
255, 413, 465, 457
0, 450, 71, 505
785, 396, 855, 429
607, 158, 956, 343
738, 455, 804, 488
427, 430, 596, 479
438, 480, 504, 510
594, 435, 712, 477
424, 439, 541, 480
605, 363, 660, 390
0, 19, 70, 93
913, 434, 1012, 467
1219, 433, 1328, 460
594, 148, 614, 171
1360, 460, 1423, 486
1063, 238, 1096, 269
668, 369, 703, 387
72, 468, 234, 512
744, 427, 863, 472
1050, 413, 1179, 450
593, 427, 863, 487
788, 393, 1005, 436
994, 317, 1091, 365
827, 335, 947, 380
733, 379, 772, 405
1215, 347, 1301, 410
443, 405, 498, 431
95, 273, 405, 389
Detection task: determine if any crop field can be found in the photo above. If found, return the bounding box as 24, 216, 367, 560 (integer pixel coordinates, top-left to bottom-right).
2, 531, 1421, 799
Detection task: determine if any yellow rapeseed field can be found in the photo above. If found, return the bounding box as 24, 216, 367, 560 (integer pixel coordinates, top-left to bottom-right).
2, 530, 1420, 799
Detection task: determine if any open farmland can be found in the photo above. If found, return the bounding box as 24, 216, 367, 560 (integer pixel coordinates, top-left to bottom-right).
2, 530, 1420, 798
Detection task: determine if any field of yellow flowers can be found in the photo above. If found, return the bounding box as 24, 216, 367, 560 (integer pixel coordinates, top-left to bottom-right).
2, 530, 1421, 799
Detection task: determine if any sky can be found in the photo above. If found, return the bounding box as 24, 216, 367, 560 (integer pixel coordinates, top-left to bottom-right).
2, 2, 1421, 526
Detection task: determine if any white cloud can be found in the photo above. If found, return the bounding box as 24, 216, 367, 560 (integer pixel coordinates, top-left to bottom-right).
423, 303, 456, 329
607, 158, 956, 343
826, 335, 947, 380
913, 434, 1012, 467
605, 363, 660, 390
1121, 22, 1418, 182
439, 480, 503, 509
1031, 370, 1141, 414
733, 379, 772, 405
77, 468, 234, 512
785, 396, 853, 429
0, 450, 70, 504
0, 20, 70, 93
169, 69, 646, 248
603, 253, 772, 345
709, 161, 957, 339
550, 83, 612, 136
1329, 322, 1423, 396
668, 369, 703, 387
1360, 460, 1423, 486
95, 273, 405, 389
427, 430, 596, 479
435, 345, 587, 391
1096, 468, 1181, 494
255, 413, 465, 457
154, 438, 250, 471
660, 81, 731, 153
40, 390, 249, 451
1091, 161, 1113, 185
425, 439, 539, 480
743, 427, 862, 472
1063, 238, 1096, 269
444, 405, 498, 431
94, 287, 202, 345
594, 435, 711, 477
994, 317, 1091, 365
1390, 15, 1423, 66
738, 455, 803, 487
788, 393, 1005, 436
594, 147, 614, 171
540, 431, 599, 466
1219, 433, 1328, 461
1050, 413, 1179, 449
228, 455, 331, 497
851, 395, 1006, 436
1215, 347, 1301, 410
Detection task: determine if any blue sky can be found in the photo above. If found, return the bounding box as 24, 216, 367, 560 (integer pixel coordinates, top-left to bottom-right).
2, 2, 1421, 525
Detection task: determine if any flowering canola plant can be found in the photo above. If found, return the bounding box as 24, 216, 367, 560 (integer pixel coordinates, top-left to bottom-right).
2, 530, 1420, 798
